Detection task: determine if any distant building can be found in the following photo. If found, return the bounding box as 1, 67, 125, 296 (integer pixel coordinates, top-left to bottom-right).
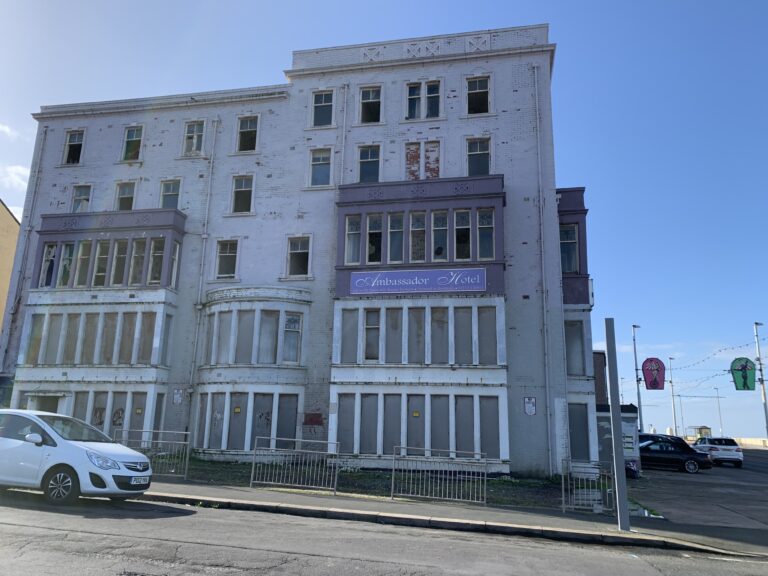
0, 25, 596, 474
0, 199, 20, 405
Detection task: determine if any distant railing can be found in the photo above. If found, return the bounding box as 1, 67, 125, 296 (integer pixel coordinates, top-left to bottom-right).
250, 437, 340, 493
561, 459, 614, 513
390, 447, 487, 504
112, 429, 190, 479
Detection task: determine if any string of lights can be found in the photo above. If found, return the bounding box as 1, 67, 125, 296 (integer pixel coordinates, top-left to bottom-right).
673, 336, 767, 371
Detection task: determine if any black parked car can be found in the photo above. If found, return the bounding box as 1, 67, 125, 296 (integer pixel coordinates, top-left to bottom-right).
639, 436, 712, 474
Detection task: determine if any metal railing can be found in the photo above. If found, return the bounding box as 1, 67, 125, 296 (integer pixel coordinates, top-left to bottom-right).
250, 437, 340, 493
112, 429, 190, 479
390, 447, 487, 504
561, 459, 614, 513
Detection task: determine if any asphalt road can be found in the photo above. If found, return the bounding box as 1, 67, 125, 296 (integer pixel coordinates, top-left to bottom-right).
1, 490, 767, 576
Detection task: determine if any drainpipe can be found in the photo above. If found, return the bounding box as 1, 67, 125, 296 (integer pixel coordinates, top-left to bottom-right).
533, 65, 554, 476
339, 83, 349, 186
1, 125, 47, 373
185, 117, 219, 447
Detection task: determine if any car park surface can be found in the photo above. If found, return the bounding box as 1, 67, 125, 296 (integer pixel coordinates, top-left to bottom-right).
0, 409, 152, 504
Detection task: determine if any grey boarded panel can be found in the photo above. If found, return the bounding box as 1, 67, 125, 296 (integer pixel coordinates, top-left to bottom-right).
455, 395, 474, 455
129, 393, 147, 442
407, 395, 425, 455
360, 394, 378, 454
196, 394, 208, 448
209, 392, 226, 449
228, 392, 248, 450
92, 392, 108, 431
430, 395, 449, 456
568, 403, 590, 460
111, 392, 127, 432
276, 394, 298, 449
480, 396, 500, 459
73, 392, 88, 422
251, 393, 273, 449
153, 394, 165, 431
337, 394, 355, 454
383, 394, 401, 455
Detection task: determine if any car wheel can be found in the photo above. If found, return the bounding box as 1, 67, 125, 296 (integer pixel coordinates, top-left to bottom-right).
735, 461, 743, 468
683, 459, 700, 474
43, 467, 80, 505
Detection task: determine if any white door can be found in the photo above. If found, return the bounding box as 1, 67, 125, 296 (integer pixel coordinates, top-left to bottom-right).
0, 414, 47, 486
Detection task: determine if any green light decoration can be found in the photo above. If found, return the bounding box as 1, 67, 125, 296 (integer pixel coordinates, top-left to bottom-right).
730, 357, 756, 391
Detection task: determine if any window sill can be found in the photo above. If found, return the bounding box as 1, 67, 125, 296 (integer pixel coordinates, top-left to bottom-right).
460, 112, 497, 120
210, 277, 240, 283
351, 122, 386, 128
302, 185, 335, 191
223, 212, 255, 218
398, 117, 446, 125
55, 163, 83, 168
229, 150, 258, 156
279, 275, 314, 282
176, 154, 209, 161
115, 160, 143, 166
304, 125, 338, 131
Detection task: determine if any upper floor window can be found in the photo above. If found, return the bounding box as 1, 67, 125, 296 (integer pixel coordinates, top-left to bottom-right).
72, 185, 91, 213
122, 126, 143, 161
148, 238, 166, 285
467, 138, 490, 176
91, 240, 110, 287
57, 243, 74, 287
560, 224, 579, 273
313, 91, 333, 127
410, 213, 426, 262
388, 213, 403, 264
283, 313, 302, 363
216, 240, 238, 279
406, 81, 440, 120
454, 210, 471, 261
161, 179, 180, 209
467, 77, 489, 115
237, 116, 258, 152
432, 211, 448, 261
39, 244, 57, 288
170, 242, 180, 289
345, 215, 361, 265
366, 214, 382, 264
359, 145, 380, 183
184, 121, 204, 156
111, 240, 128, 286
116, 182, 135, 211
64, 130, 84, 165
287, 236, 310, 276
232, 176, 253, 213
478, 208, 495, 260
360, 87, 381, 123
310, 148, 331, 186
405, 141, 440, 180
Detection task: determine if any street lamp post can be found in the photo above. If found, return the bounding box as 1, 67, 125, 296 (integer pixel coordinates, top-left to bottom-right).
754, 322, 768, 439
714, 386, 723, 436
669, 356, 678, 436
632, 325, 643, 432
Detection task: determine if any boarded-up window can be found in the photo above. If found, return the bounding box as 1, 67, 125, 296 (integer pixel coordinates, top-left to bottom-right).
478, 307, 497, 365
430, 307, 448, 364
204, 313, 214, 365
196, 394, 208, 448
383, 394, 402, 456
217, 311, 232, 365
138, 312, 156, 364
385, 309, 402, 364
405, 142, 420, 181
341, 309, 358, 364
455, 395, 475, 455
81, 313, 99, 364
425, 141, 440, 179
407, 308, 425, 364
100, 313, 118, 365
480, 397, 500, 459
257, 310, 279, 364
161, 315, 173, 366
235, 310, 255, 364
565, 321, 585, 376
454, 307, 472, 365
360, 394, 378, 455
62, 314, 79, 364
364, 309, 380, 361
43, 314, 63, 365
119, 312, 136, 364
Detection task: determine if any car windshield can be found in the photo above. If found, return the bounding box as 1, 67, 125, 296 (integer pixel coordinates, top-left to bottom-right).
38, 415, 113, 443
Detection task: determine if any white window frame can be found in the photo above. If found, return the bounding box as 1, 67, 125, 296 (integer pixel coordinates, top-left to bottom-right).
282, 312, 303, 364
147, 237, 165, 285
183, 120, 205, 156
312, 90, 334, 127
454, 209, 472, 261
387, 213, 404, 264
232, 175, 253, 214
560, 224, 580, 274
38, 244, 57, 288
91, 240, 110, 287
286, 235, 312, 278
366, 214, 383, 265
345, 215, 361, 265
309, 148, 332, 187
236, 115, 259, 153
360, 86, 382, 124
215, 239, 239, 280
466, 76, 491, 115
477, 208, 495, 260
160, 179, 180, 209
63, 129, 85, 165
409, 212, 426, 263
72, 184, 91, 213
116, 181, 136, 211
121, 125, 143, 162
467, 137, 491, 177
404, 80, 441, 121
358, 144, 381, 183
431, 211, 448, 262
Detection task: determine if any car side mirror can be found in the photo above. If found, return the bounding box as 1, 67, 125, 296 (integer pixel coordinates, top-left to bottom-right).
25, 433, 43, 446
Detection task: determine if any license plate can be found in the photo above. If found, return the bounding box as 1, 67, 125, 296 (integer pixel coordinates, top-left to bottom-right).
130, 476, 150, 485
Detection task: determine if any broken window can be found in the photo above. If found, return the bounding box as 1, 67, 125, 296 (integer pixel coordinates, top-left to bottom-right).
406, 81, 439, 120
74, 241, 92, 287
310, 148, 331, 186
64, 130, 84, 165
216, 240, 238, 279
406, 83, 421, 120
345, 215, 361, 265
478, 209, 495, 260
184, 121, 204, 155
388, 213, 403, 263
467, 138, 490, 176
39, 244, 57, 288
122, 126, 142, 161
467, 77, 489, 114
72, 185, 90, 212
232, 176, 252, 213
410, 212, 426, 262
57, 243, 74, 287
455, 210, 471, 261
237, 117, 258, 152
91, 240, 110, 287
170, 242, 180, 289
116, 182, 135, 211
129, 239, 146, 285
287, 236, 310, 276
161, 179, 180, 209
148, 237, 165, 285
359, 145, 380, 183
360, 87, 381, 123
366, 214, 382, 264
313, 91, 333, 127
432, 211, 448, 261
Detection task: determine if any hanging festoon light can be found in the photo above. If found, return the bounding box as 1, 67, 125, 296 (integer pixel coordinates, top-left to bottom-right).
730, 357, 756, 391
642, 357, 666, 390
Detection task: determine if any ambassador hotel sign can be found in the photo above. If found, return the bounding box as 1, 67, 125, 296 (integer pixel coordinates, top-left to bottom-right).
350, 268, 486, 295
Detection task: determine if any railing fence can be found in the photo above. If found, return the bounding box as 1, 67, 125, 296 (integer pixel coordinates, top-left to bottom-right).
561, 459, 615, 513
112, 429, 190, 479
250, 437, 340, 493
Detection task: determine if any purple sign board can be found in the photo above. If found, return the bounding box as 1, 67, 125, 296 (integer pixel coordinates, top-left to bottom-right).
350, 268, 486, 295
642, 357, 666, 390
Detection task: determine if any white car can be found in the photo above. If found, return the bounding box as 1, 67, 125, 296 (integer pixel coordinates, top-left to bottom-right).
692, 437, 744, 467
0, 409, 152, 504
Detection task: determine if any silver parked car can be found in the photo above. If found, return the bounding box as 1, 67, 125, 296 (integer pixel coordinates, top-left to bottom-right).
692, 437, 744, 467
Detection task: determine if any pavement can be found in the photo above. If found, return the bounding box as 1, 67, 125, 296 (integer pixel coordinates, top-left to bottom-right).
141, 477, 768, 558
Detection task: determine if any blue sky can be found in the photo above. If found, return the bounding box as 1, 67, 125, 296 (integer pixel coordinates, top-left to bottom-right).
1, 1, 766, 437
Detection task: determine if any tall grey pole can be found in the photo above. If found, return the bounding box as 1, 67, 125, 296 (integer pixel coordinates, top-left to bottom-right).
632, 325, 643, 432
606, 318, 630, 532
669, 357, 678, 436
714, 387, 723, 436
754, 322, 768, 438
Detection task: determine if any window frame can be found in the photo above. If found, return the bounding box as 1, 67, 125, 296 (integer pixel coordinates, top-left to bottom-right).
63, 129, 85, 165
116, 181, 136, 211
360, 86, 382, 124
236, 115, 259, 153
121, 125, 143, 162
56, 243, 75, 288
91, 240, 110, 287
454, 209, 472, 261
431, 211, 448, 262
387, 213, 404, 264
231, 175, 253, 214
38, 243, 57, 288
183, 120, 205, 156
358, 144, 381, 183
404, 80, 440, 121
286, 235, 311, 278
160, 179, 180, 209
282, 312, 303, 364
467, 137, 491, 176
409, 212, 426, 263
366, 214, 383, 265
215, 239, 239, 280
345, 215, 361, 265
312, 90, 334, 127
72, 184, 91, 213
309, 147, 332, 187
560, 223, 580, 274
477, 208, 495, 260
466, 76, 490, 115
